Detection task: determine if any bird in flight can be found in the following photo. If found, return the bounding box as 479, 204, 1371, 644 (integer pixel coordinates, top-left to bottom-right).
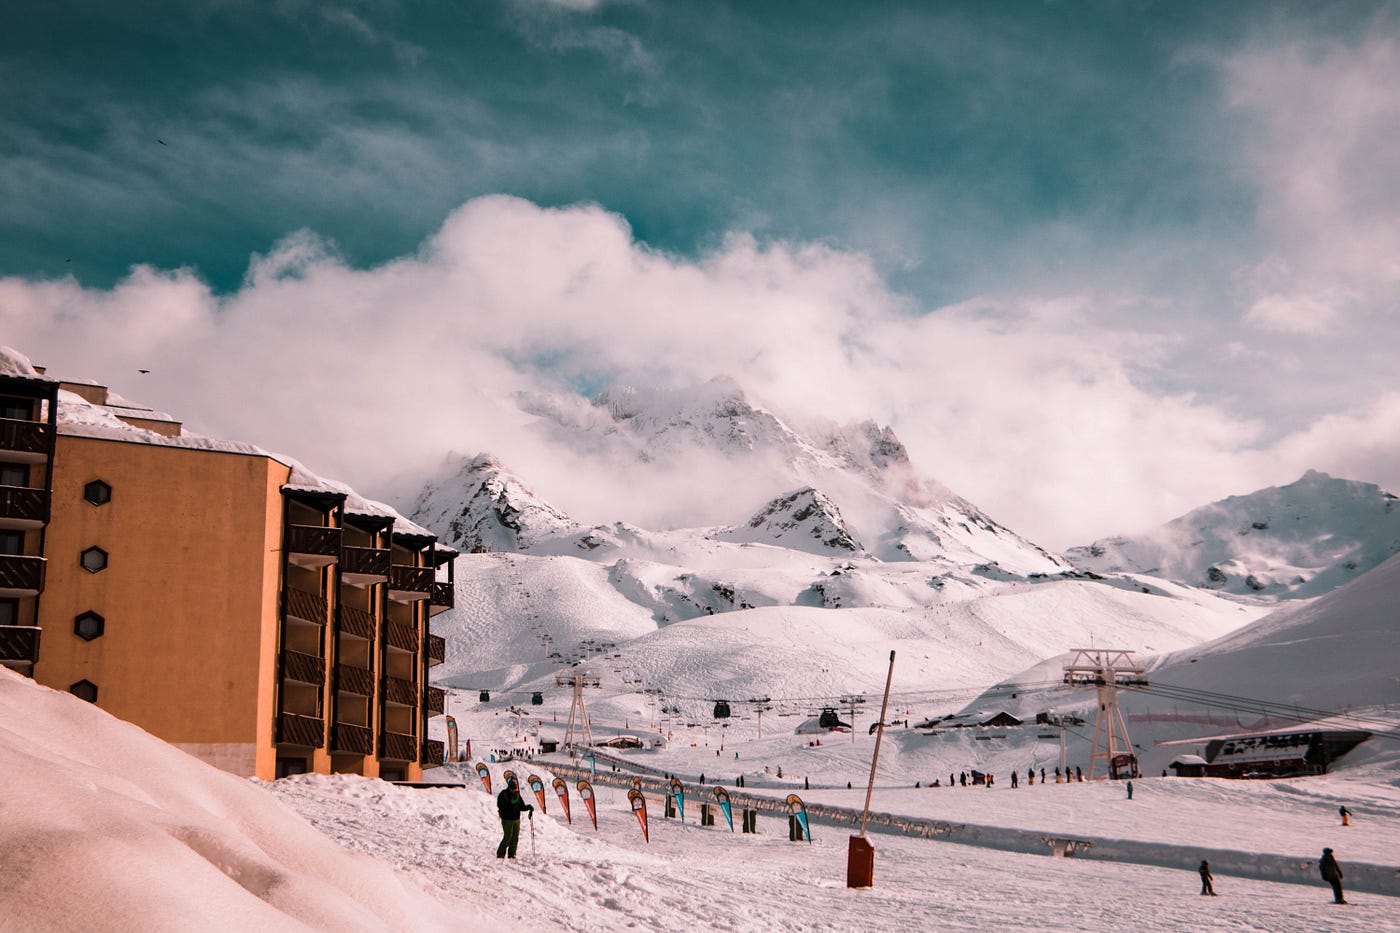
157, 139, 167, 146
138, 369, 150, 374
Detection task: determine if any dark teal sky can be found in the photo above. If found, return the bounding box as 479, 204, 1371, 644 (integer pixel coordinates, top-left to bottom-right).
2, 0, 1356, 300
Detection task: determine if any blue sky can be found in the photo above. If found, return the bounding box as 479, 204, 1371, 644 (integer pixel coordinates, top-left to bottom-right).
3, 1, 1399, 544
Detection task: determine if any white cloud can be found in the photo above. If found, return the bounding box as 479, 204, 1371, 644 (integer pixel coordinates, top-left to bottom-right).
2, 196, 1395, 550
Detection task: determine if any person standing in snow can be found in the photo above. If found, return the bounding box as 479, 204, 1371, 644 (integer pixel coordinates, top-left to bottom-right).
1011, 771, 1019, 788
1126, 780, 1134, 800
1040, 767, 1046, 784
1076, 766, 1083, 782
1339, 805, 1351, 827
495, 777, 534, 859
1319, 848, 1346, 904
1027, 767, 1035, 786
1198, 860, 1217, 896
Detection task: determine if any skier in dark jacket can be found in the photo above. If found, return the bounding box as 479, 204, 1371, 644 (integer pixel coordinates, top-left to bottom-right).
1198, 860, 1217, 896
496, 777, 534, 859
1339, 805, 1351, 827
1319, 848, 1346, 904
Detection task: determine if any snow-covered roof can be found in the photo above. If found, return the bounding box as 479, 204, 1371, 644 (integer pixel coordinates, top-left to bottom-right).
0, 346, 57, 383
27, 348, 434, 542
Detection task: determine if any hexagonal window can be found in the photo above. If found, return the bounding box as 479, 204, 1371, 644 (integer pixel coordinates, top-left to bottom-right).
70, 679, 98, 703
74, 611, 105, 642
83, 480, 112, 506
80, 546, 108, 574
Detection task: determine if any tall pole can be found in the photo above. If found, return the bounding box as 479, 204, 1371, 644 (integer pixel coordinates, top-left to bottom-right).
859, 651, 897, 837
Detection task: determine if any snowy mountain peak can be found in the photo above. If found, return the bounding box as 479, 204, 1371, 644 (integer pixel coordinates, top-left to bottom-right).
1067, 471, 1400, 599
715, 486, 864, 554
410, 453, 576, 553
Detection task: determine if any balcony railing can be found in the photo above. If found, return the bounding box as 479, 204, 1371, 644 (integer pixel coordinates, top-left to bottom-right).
333, 722, 373, 756
0, 555, 45, 595
384, 675, 416, 706
0, 485, 47, 524
0, 417, 52, 458
421, 739, 445, 766
337, 663, 373, 696
426, 634, 446, 666
282, 649, 326, 686
426, 686, 445, 716
382, 731, 416, 761
287, 524, 341, 561
338, 604, 375, 640
341, 546, 390, 580
388, 565, 432, 598
429, 581, 454, 616
0, 625, 40, 666
385, 620, 417, 652
284, 587, 327, 625
278, 712, 324, 747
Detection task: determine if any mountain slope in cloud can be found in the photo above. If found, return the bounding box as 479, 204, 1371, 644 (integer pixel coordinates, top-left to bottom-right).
410, 454, 578, 553
1066, 470, 1400, 599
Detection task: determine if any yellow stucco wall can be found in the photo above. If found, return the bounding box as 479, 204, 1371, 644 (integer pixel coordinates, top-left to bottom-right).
36, 435, 289, 767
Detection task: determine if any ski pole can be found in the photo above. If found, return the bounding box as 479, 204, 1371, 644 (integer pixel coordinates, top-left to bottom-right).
529, 812, 536, 860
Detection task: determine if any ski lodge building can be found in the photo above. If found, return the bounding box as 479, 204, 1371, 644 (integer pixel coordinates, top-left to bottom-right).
0, 351, 457, 781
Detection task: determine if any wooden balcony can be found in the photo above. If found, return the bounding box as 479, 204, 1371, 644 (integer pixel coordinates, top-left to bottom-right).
278, 712, 324, 747
0, 417, 52, 462
333, 722, 373, 756
429, 581, 454, 616
286, 524, 341, 569
338, 603, 375, 640
426, 686, 445, 716
388, 565, 432, 602
0, 625, 40, 667
384, 675, 416, 706
421, 739, 445, 766
382, 731, 416, 761
282, 649, 326, 686
426, 633, 446, 666
0, 554, 45, 597
284, 587, 327, 625
337, 663, 373, 697
341, 546, 390, 585
385, 619, 417, 653
0, 485, 48, 527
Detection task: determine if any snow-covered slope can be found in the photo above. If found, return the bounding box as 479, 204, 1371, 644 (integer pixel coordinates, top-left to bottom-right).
713, 486, 863, 554
0, 668, 470, 932
1067, 471, 1400, 599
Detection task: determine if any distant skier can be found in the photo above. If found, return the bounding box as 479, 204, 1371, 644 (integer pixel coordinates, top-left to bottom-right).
1126, 780, 1134, 800
1339, 805, 1351, 827
1076, 766, 1083, 782
1319, 848, 1346, 904
1040, 767, 1046, 784
1054, 767, 1062, 784
1198, 860, 1217, 896
960, 772, 967, 787
1027, 767, 1035, 786
1011, 771, 1019, 789
495, 777, 534, 859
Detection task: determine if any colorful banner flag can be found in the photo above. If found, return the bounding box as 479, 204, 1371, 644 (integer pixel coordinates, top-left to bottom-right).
669, 777, 685, 822
527, 774, 548, 814
503, 768, 517, 788
445, 716, 459, 763
577, 779, 598, 830
628, 789, 650, 844
475, 762, 492, 795
785, 793, 812, 843
552, 777, 572, 824
630, 776, 642, 791
713, 787, 734, 831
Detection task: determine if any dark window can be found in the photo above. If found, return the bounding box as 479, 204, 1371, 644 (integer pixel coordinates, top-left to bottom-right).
275, 758, 309, 778
69, 680, 98, 703
0, 397, 31, 420
83, 480, 112, 506
0, 598, 17, 626
80, 547, 108, 573
74, 611, 105, 641
0, 531, 23, 556
0, 464, 26, 488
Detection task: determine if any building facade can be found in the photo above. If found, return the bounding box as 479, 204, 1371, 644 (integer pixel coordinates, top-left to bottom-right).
0, 357, 455, 781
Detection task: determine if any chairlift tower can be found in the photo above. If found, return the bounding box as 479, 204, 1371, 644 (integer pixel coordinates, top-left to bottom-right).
841, 694, 867, 744
556, 672, 601, 757
1063, 649, 1147, 780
